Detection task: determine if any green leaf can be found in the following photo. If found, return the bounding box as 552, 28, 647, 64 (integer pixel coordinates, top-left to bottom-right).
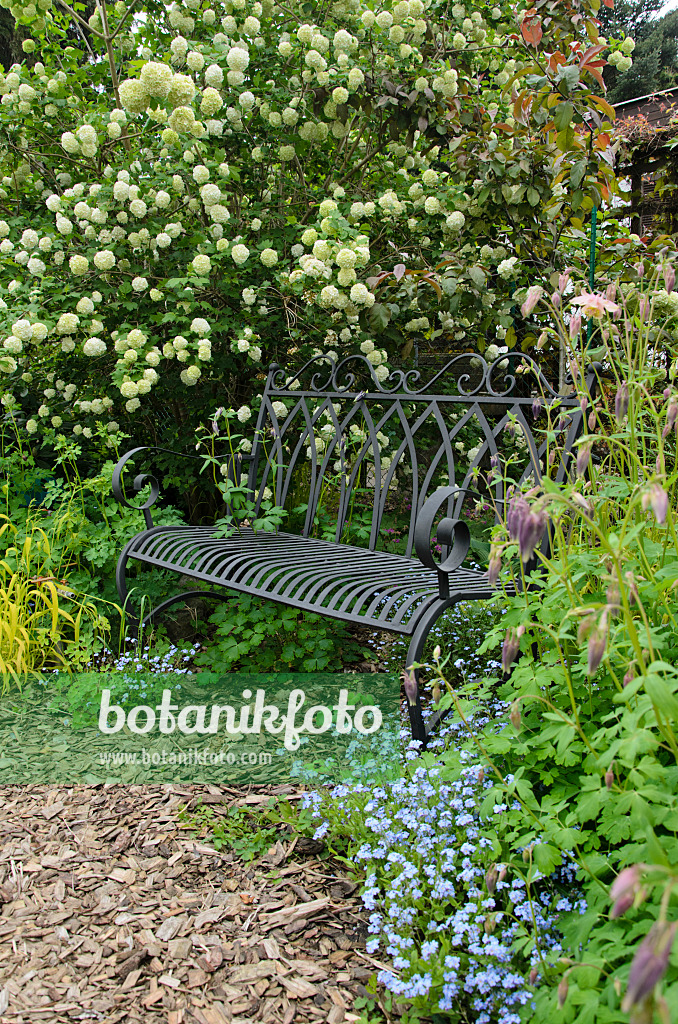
554, 101, 574, 132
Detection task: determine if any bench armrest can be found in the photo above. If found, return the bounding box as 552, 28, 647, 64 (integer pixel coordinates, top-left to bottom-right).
414, 486, 475, 598
111, 445, 253, 530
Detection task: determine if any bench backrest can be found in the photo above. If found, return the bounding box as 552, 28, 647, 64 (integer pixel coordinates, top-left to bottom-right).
245, 353, 593, 556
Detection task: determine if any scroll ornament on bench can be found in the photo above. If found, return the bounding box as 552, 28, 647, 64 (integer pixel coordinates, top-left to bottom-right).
414, 486, 472, 598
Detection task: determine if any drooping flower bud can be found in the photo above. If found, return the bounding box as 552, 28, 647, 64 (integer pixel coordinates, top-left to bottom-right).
623, 664, 635, 687
638, 296, 650, 321
634, 261, 645, 279
502, 630, 520, 675
642, 484, 669, 525
521, 285, 543, 317
610, 865, 643, 919
551, 291, 561, 308
588, 409, 597, 431
606, 282, 617, 302
557, 976, 569, 1009
587, 611, 608, 675
488, 552, 502, 587
570, 312, 582, 338
576, 441, 592, 477
615, 381, 629, 424
558, 270, 571, 293
509, 699, 521, 730
433, 645, 441, 662
529, 967, 539, 985
401, 668, 418, 707
604, 761, 614, 790
664, 264, 675, 294
432, 682, 441, 704
518, 506, 547, 562
622, 922, 677, 1011
532, 396, 542, 420
485, 865, 498, 894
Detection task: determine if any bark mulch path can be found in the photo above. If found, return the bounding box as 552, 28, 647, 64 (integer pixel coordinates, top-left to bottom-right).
0, 784, 388, 1024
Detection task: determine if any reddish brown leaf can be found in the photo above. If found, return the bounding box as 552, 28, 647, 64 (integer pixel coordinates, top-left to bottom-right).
521, 14, 542, 47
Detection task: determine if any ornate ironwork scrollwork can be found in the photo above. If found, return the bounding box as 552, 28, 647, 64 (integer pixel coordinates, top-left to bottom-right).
414, 486, 473, 598
267, 352, 573, 401
112, 445, 202, 530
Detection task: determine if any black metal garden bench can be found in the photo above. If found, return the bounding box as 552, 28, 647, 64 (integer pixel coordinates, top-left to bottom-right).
112, 352, 597, 743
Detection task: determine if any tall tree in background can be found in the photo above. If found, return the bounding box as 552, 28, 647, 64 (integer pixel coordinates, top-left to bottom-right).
602, 0, 678, 103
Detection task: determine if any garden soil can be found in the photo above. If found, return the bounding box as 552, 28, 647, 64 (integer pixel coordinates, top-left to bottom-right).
0, 784, 384, 1024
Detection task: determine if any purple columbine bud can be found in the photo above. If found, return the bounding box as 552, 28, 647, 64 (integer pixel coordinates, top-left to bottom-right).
551, 291, 561, 308
518, 508, 547, 563
580, 396, 588, 413
642, 484, 669, 525
506, 492, 527, 541
639, 296, 650, 321
667, 397, 677, 433
665, 264, 676, 294
502, 630, 520, 675
615, 382, 629, 424
401, 668, 418, 707
558, 270, 571, 293
606, 282, 617, 302
605, 761, 614, 790
625, 571, 639, 604
537, 331, 548, 348
623, 664, 635, 687
529, 967, 539, 986
610, 865, 643, 919
622, 922, 677, 1012
558, 976, 569, 1009
432, 682, 441, 704
532, 397, 542, 421
485, 865, 498, 894
509, 699, 521, 730
576, 441, 592, 477
488, 553, 502, 587
587, 611, 608, 675
635, 261, 645, 279
588, 409, 597, 431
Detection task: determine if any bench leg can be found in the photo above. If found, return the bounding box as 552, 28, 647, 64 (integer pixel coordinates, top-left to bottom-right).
115, 539, 142, 640
405, 599, 456, 746
115, 542, 232, 643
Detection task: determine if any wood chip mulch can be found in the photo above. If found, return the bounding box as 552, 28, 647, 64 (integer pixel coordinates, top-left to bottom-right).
0, 784, 388, 1024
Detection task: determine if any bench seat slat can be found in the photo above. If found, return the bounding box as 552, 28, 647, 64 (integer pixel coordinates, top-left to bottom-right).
124, 526, 495, 635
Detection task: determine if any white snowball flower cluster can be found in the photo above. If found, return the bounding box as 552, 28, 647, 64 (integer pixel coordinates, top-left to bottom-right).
83, 337, 106, 357
70, 255, 89, 275
191, 317, 210, 335
180, 365, 201, 385
260, 248, 278, 266
232, 243, 250, 265
132, 276, 148, 291
94, 249, 116, 270
446, 211, 465, 231
192, 254, 211, 275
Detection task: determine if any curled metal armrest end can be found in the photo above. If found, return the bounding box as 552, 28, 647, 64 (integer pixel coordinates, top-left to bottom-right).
414, 486, 471, 576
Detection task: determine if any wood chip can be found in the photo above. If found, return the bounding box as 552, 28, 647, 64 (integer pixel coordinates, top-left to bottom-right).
280, 975, 319, 999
